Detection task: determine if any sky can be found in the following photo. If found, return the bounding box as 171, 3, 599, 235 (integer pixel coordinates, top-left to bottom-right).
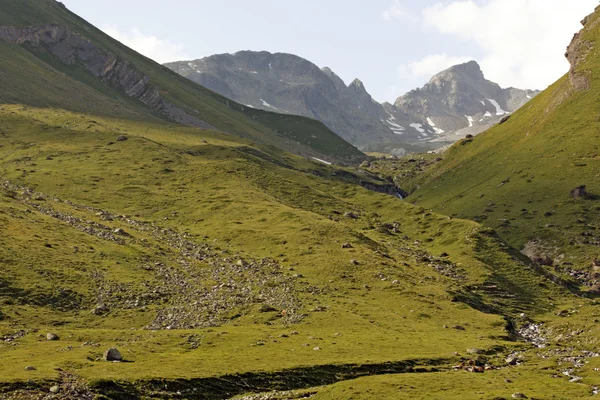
60, 0, 598, 103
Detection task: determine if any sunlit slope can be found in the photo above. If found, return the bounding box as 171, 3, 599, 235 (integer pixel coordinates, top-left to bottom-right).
410, 7, 600, 271
0, 0, 364, 164
0, 105, 573, 397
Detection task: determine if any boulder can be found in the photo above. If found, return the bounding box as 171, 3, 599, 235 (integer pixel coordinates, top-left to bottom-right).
512, 394, 528, 399
49, 385, 60, 394
571, 185, 587, 198
116, 135, 128, 142
104, 348, 123, 362
506, 354, 520, 365
24, 366, 36, 371
499, 115, 511, 124
46, 332, 59, 341
91, 305, 110, 315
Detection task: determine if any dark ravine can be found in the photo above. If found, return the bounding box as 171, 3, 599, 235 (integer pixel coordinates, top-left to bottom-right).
0, 24, 215, 130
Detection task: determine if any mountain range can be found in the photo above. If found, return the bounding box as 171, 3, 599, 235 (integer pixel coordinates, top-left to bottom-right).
1, 0, 600, 399
166, 54, 539, 154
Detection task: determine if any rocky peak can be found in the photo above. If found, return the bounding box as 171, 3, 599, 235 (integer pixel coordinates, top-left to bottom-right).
349, 78, 365, 90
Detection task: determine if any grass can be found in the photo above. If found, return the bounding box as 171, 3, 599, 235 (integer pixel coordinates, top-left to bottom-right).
1, 2, 600, 398
0, 104, 583, 398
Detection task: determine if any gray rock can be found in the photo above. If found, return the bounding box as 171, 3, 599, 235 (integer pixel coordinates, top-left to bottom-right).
165, 54, 538, 153
467, 348, 482, 355
91, 305, 110, 315
46, 332, 59, 341
116, 135, 128, 142
49, 385, 60, 394
24, 366, 36, 371
104, 348, 123, 362
512, 393, 528, 399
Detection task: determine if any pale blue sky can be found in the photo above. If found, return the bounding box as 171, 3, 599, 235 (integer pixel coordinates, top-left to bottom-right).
61, 0, 597, 102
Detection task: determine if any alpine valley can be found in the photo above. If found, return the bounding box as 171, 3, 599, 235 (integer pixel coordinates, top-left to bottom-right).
0, 1, 599, 400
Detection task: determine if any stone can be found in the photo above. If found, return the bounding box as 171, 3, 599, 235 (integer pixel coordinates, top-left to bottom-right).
313, 347, 321, 351
452, 325, 466, 331
350, 260, 360, 266
91, 304, 109, 315
341, 243, 353, 249
24, 366, 36, 371
344, 212, 359, 219
512, 393, 528, 399
499, 115, 511, 124
116, 135, 128, 142
104, 348, 123, 362
46, 332, 59, 341
49, 385, 60, 394
506, 355, 519, 365
570, 185, 587, 198
467, 348, 482, 355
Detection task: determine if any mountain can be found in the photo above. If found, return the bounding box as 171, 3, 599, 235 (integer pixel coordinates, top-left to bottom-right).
165, 51, 401, 150
1, 1, 599, 399
0, 1, 364, 165
386, 61, 540, 146
166, 54, 539, 155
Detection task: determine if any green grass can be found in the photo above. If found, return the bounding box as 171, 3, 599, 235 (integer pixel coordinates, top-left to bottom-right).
0, 104, 583, 398
1, 2, 600, 398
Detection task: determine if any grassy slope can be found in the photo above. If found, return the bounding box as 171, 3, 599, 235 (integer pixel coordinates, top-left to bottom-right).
405, 11, 600, 271
0, 0, 364, 164
0, 105, 592, 398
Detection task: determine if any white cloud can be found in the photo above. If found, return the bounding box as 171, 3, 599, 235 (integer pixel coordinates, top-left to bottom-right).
101, 25, 189, 64
422, 0, 598, 90
398, 53, 473, 81
382, 1, 415, 22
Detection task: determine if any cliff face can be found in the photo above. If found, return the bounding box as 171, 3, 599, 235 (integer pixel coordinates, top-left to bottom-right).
565, 9, 599, 91
0, 24, 213, 129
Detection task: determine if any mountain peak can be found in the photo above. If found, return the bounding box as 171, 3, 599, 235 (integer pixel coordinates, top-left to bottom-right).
349, 78, 366, 91
432, 60, 485, 82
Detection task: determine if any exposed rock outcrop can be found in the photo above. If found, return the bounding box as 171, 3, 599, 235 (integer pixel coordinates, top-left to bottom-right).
0, 24, 214, 129
565, 8, 600, 91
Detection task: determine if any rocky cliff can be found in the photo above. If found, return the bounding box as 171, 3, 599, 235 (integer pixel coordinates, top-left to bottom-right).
0, 24, 214, 129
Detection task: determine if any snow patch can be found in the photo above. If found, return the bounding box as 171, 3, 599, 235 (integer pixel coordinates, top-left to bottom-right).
269, 62, 273, 70
245, 104, 254, 108
260, 99, 278, 110
188, 62, 202, 73
480, 100, 486, 106
251, 71, 258, 74
410, 123, 427, 135
465, 115, 474, 127
480, 111, 492, 121
487, 98, 508, 115
312, 157, 332, 165
526, 94, 532, 99
426, 117, 445, 134
386, 118, 405, 135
